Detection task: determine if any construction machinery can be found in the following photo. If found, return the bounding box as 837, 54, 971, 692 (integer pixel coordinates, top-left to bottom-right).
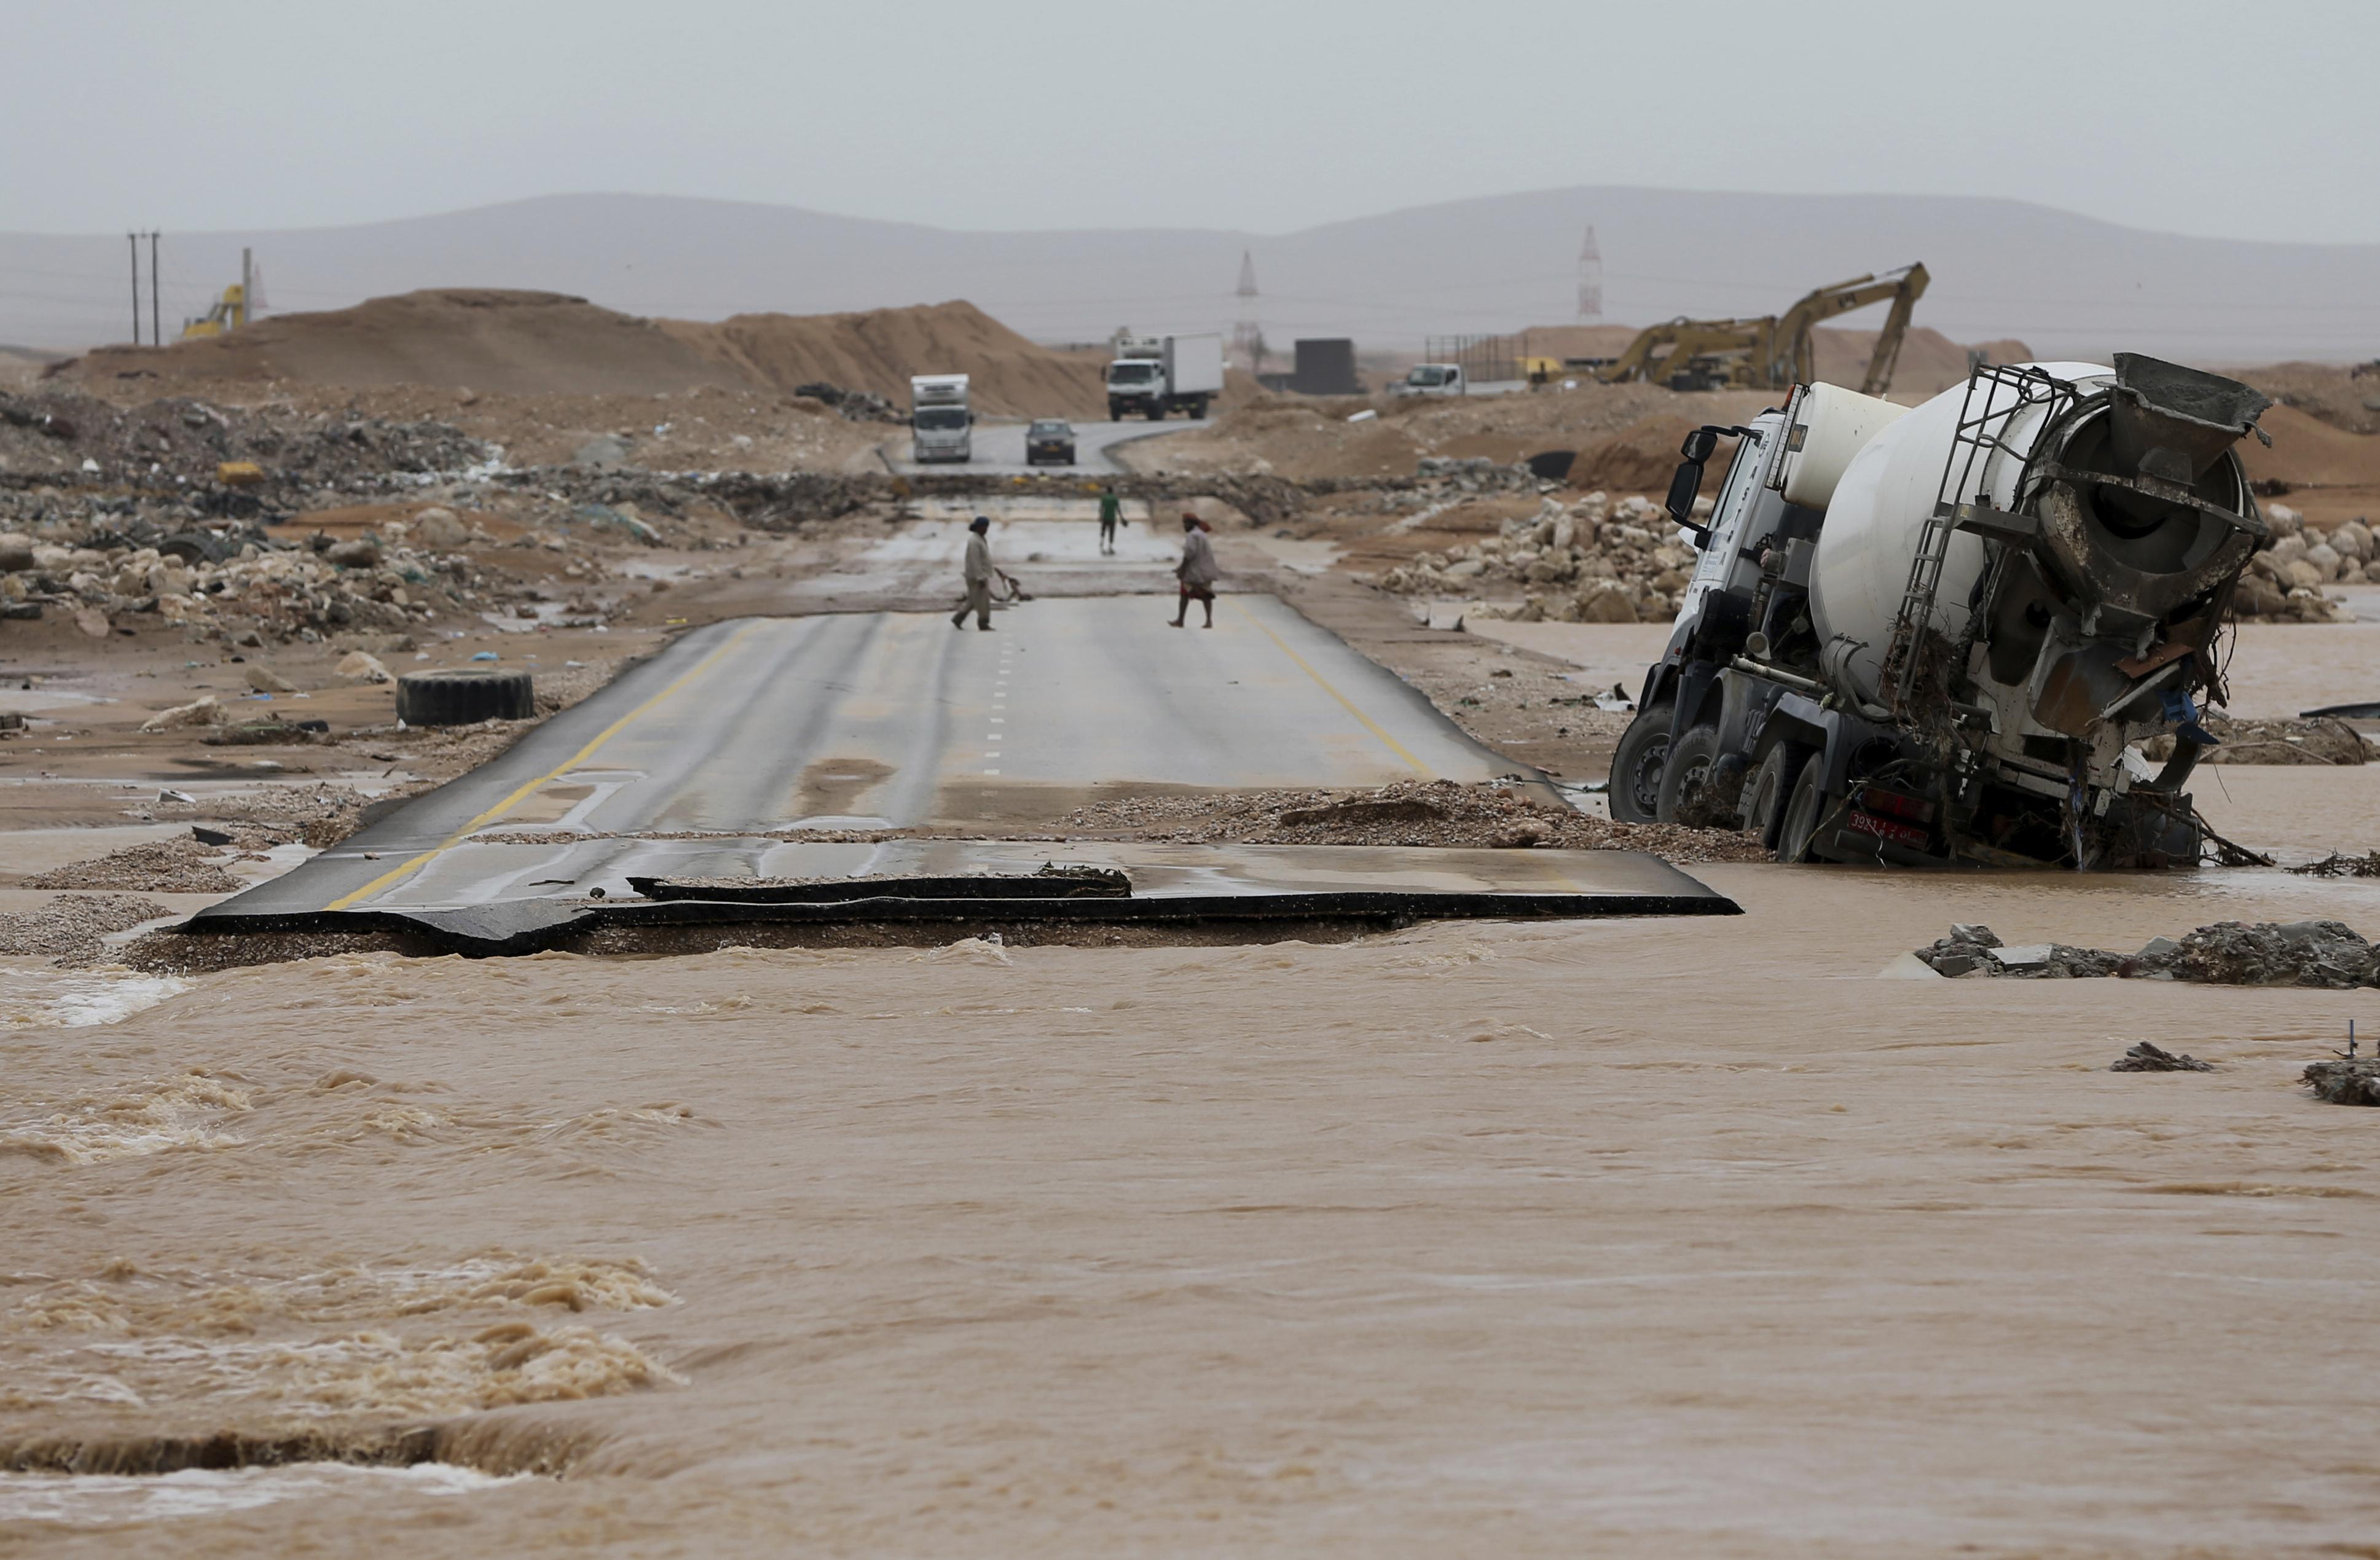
1606, 354, 2272, 871
179, 282, 249, 339
1599, 264, 1929, 396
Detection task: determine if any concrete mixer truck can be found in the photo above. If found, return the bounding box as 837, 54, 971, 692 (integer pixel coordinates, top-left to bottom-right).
1607, 356, 2274, 869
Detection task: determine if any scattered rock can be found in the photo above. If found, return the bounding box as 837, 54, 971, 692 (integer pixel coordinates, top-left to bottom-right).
1914, 920, 2379, 987
73, 606, 110, 638
138, 694, 226, 732
244, 663, 299, 694
2110, 1041, 2213, 1073
336, 650, 393, 684
2304, 1058, 2380, 1106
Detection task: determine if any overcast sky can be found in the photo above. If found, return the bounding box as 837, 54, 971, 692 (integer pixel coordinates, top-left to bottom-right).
7, 0, 2374, 244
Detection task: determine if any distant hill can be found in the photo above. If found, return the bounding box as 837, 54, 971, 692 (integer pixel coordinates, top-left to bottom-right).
6, 188, 2374, 364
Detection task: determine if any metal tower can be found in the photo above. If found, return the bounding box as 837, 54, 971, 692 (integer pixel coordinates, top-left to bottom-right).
1231, 249, 1265, 374
1577, 224, 1603, 324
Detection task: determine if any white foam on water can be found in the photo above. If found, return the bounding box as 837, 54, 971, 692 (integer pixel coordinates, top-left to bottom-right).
0, 965, 190, 1029
0, 1461, 524, 1526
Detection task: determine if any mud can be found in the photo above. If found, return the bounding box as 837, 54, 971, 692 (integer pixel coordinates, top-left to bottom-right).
7, 865, 2380, 1555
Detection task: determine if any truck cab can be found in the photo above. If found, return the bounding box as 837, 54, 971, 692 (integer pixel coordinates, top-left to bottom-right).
1605, 412, 1794, 825
1392, 363, 1465, 397
909, 374, 973, 463
1105, 355, 1165, 421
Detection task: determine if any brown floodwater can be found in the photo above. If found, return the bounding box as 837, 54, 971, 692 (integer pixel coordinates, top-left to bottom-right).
7, 837, 2380, 1555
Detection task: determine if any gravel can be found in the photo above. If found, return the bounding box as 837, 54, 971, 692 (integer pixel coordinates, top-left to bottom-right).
21, 837, 245, 895
0, 894, 173, 961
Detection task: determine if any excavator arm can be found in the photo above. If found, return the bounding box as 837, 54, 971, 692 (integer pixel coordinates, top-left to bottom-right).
1771, 264, 1929, 392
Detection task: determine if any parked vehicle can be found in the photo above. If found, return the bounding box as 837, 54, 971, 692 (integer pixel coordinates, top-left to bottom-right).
909, 374, 972, 463
1026, 419, 1077, 466
1105, 334, 1222, 420
1391, 363, 1466, 397
1608, 356, 2271, 870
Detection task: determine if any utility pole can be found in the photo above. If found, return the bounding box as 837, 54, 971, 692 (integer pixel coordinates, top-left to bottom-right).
128, 233, 142, 344
1577, 224, 1603, 324
149, 232, 162, 346
240, 246, 253, 330
1230, 250, 1262, 375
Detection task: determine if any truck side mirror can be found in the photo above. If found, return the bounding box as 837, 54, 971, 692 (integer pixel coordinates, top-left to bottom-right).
1680, 428, 1719, 463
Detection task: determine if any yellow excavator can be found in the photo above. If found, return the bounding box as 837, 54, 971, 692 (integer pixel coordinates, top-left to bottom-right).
180, 283, 248, 339
1598, 263, 1928, 395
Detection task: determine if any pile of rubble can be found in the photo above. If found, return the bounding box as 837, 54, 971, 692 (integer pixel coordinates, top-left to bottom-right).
1370, 490, 1706, 623
1061, 778, 1772, 864
791, 382, 905, 423
1, 506, 493, 643
21, 836, 246, 894
2234, 504, 2371, 621
0, 389, 490, 488
1914, 920, 2379, 987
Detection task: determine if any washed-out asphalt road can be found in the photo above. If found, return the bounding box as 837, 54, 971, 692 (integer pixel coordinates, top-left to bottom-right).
218, 593, 1539, 917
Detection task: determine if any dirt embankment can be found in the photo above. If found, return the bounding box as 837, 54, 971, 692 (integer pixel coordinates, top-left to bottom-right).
53, 290, 1108, 420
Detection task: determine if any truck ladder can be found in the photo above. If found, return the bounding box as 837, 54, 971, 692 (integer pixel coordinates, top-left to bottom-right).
1876, 364, 2078, 714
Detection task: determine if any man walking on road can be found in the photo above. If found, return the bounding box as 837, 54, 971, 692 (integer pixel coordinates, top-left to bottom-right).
952, 515, 1015, 631
1097, 486, 1123, 555
1169, 512, 1219, 629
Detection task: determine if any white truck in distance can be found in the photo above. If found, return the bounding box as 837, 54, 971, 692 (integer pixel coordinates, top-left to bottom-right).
909, 374, 972, 463
1392, 363, 1466, 396
1105, 334, 1222, 421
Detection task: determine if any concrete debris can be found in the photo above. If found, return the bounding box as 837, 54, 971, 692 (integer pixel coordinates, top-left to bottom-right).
2303, 1058, 2380, 1106
1916, 920, 2379, 987
2233, 504, 2371, 620
2110, 1041, 2213, 1073
335, 650, 393, 683
138, 694, 227, 732
1371, 490, 1699, 622
243, 662, 299, 694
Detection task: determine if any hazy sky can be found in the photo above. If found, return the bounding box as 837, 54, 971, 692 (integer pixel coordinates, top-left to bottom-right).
7, 0, 2375, 243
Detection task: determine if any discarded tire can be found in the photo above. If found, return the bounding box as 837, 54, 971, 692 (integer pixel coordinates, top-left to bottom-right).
396, 668, 534, 726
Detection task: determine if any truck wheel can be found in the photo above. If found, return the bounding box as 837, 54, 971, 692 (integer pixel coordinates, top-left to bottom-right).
1606, 701, 1673, 825
396, 667, 535, 727
1146, 404, 1166, 421
1777, 758, 1830, 863
1108, 401, 1125, 421
1742, 742, 1811, 848
1188, 397, 1209, 419
1655, 724, 1721, 825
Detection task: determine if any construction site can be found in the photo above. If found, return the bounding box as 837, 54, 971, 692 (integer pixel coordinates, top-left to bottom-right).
5, 12, 2380, 1550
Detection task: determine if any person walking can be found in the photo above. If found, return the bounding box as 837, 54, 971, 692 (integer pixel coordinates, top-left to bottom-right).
1096, 486, 1123, 555
952, 515, 1015, 631
1169, 512, 1219, 629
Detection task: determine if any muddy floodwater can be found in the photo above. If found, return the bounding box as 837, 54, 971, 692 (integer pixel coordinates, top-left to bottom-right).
6, 855, 2380, 1555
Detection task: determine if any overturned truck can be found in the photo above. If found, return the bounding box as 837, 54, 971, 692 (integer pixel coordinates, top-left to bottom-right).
1609, 356, 2273, 868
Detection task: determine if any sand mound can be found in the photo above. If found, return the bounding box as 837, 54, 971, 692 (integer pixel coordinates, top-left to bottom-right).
1568, 415, 1706, 492
673, 300, 1102, 418
2239, 404, 2380, 492
1810, 326, 2033, 399
55, 291, 1106, 417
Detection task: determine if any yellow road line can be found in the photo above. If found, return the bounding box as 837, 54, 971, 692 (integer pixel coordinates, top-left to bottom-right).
324, 622, 763, 910
1237, 602, 1427, 774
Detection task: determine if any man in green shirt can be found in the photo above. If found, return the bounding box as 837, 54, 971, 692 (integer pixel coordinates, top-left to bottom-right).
1097, 487, 1123, 555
